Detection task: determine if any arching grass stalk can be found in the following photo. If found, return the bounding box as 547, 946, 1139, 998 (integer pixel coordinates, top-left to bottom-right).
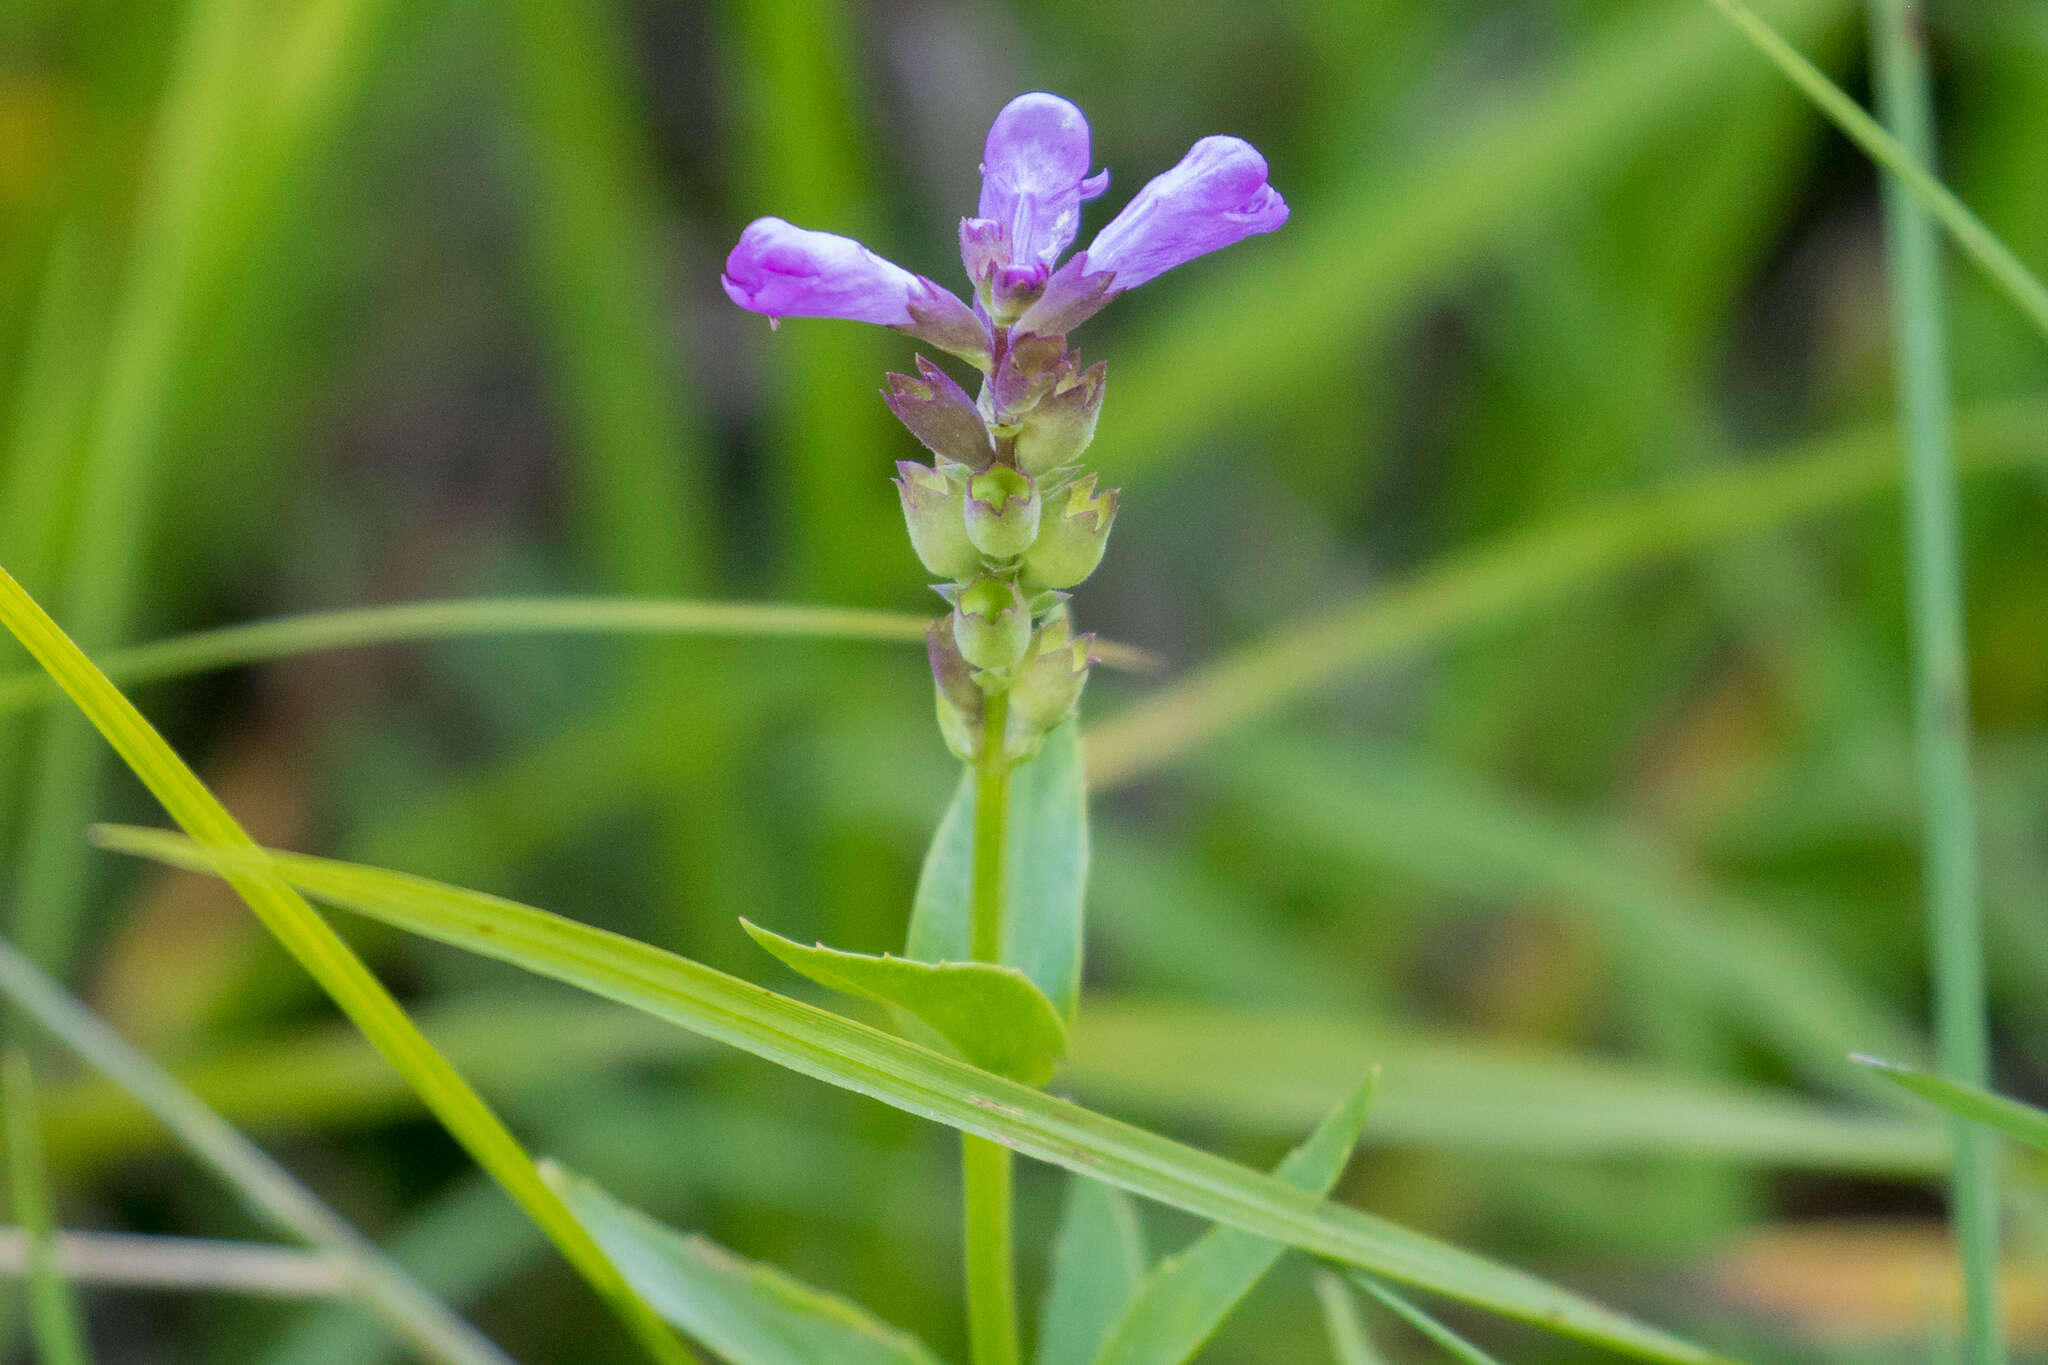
3, 1049, 91, 1365
1865, 2, 2003, 1358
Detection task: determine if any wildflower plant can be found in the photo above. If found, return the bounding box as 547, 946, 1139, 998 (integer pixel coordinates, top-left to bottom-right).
721, 91, 1291, 1364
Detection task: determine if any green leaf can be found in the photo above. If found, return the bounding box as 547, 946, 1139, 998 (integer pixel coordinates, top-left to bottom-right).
908, 721, 1088, 1021
1035, 1177, 1149, 1365
4, 1049, 93, 1365
544, 1164, 945, 1365
0, 567, 693, 1365
1352, 1276, 1505, 1365
740, 920, 1066, 1086
1854, 1055, 2048, 1154
93, 826, 1729, 1365
1093, 1080, 1373, 1365
1313, 1272, 1385, 1365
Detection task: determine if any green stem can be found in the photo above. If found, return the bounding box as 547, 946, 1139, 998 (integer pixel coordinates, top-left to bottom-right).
963, 687, 1019, 1365
1866, 4, 2003, 1361
4, 1049, 92, 1365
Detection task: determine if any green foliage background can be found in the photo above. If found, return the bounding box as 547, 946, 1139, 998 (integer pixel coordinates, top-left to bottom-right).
0, 0, 2045, 1359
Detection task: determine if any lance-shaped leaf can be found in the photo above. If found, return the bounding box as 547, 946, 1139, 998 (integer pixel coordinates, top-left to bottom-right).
1093, 1079, 1372, 1365
741, 920, 1066, 1086
1036, 1177, 1149, 1365
544, 1164, 945, 1365
1853, 1055, 2048, 1154
908, 721, 1088, 1021
90, 825, 1730, 1365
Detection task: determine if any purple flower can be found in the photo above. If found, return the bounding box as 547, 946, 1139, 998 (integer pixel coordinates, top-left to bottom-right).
1077, 136, 1287, 290
722, 217, 926, 325
973, 93, 1109, 271
722, 95, 1284, 344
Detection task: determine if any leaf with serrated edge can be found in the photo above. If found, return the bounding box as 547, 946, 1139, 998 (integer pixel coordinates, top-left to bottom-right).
908, 721, 1087, 1021
741, 920, 1065, 1086
1094, 1079, 1372, 1365
545, 1163, 944, 1365
91, 824, 1732, 1365
1036, 1175, 1149, 1365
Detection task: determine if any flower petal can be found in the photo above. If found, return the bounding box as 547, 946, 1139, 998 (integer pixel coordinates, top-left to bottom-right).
722, 217, 923, 324
1078, 136, 1287, 289
977, 93, 1104, 268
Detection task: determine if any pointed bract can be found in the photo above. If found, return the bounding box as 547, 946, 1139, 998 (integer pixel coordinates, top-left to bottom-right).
1014, 256, 1121, 338
899, 279, 992, 367
1081, 136, 1287, 289
951, 575, 1032, 671
895, 461, 983, 581
986, 333, 1067, 424
928, 623, 985, 760
1008, 616, 1095, 747
884, 357, 996, 469
964, 466, 1042, 560
1022, 474, 1117, 590
1014, 360, 1105, 476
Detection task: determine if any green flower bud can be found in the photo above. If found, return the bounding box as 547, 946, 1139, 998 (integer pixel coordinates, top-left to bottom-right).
950, 574, 1031, 670
927, 622, 983, 761
1006, 616, 1095, 750
1021, 474, 1118, 590
1014, 360, 1105, 477
963, 465, 1041, 561
895, 461, 982, 581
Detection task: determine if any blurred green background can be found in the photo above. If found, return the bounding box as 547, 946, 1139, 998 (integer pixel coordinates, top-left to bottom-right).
2, 0, 2047, 1359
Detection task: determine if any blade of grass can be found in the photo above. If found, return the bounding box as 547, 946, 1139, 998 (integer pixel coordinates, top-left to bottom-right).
1350, 1276, 1504, 1365
1703, 0, 2048, 341
0, 597, 1150, 720
3, 1050, 91, 1365
39, 992, 1942, 1178
0, 565, 695, 1365
0, 1230, 343, 1298
1314, 1271, 1385, 1365
0, 934, 514, 1365
95, 826, 1735, 1365
1855, 1056, 2048, 1155
1865, 2, 2004, 1356
1085, 398, 2048, 790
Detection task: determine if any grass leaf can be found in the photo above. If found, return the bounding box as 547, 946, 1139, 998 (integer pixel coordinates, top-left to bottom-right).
1036, 1177, 1150, 1365
0, 565, 694, 1365
1352, 1276, 1504, 1365
1313, 1272, 1385, 1365
908, 721, 1089, 1022
1854, 1055, 2048, 1155
92, 826, 1727, 1365
1094, 1079, 1373, 1365
544, 1164, 946, 1365
4, 1049, 93, 1365
741, 919, 1067, 1086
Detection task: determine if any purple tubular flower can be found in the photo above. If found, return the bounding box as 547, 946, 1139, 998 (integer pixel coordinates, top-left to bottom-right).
723, 217, 924, 324
977, 93, 1110, 269
1078, 136, 1287, 290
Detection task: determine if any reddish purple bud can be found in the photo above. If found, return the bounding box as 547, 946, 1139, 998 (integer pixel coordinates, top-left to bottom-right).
1080, 136, 1287, 289
1014, 256, 1121, 337
722, 217, 922, 324
899, 279, 991, 368
883, 356, 995, 469
986, 333, 1067, 424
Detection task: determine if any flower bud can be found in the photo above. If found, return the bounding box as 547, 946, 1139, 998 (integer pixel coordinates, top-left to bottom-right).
985, 333, 1066, 426
1007, 616, 1095, 748
895, 462, 982, 581
963, 465, 1041, 560
1021, 474, 1117, 590
883, 356, 995, 470
950, 574, 1031, 671
927, 622, 983, 760
1014, 359, 1105, 476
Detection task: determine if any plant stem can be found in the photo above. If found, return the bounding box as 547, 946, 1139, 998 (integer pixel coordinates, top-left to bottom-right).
963, 687, 1019, 1365
1866, 4, 2004, 1361
4, 1049, 92, 1365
